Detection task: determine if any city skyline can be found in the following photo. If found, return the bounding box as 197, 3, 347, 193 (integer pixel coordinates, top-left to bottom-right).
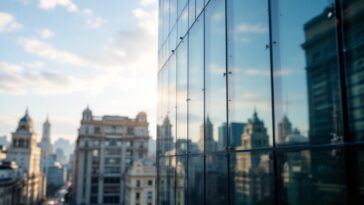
0, 0, 158, 143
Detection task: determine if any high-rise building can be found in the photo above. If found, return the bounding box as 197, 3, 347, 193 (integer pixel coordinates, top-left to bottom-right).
124, 159, 156, 205
39, 117, 52, 160
156, 0, 364, 204
6, 109, 46, 205
53, 138, 75, 163
73, 107, 150, 205
218, 122, 245, 148
47, 162, 67, 187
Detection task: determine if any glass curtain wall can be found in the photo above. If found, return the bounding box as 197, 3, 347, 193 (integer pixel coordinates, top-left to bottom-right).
157, 0, 364, 204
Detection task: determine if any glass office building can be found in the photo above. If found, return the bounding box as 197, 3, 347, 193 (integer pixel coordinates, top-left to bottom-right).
156, 0, 364, 204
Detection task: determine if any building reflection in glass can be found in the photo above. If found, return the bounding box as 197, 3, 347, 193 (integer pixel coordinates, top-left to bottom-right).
272, 0, 341, 145
227, 0, 273, 149
176, 156, 187, 205
156, 0, 364, 204
230, 151, 274, 205
277, 149, 347, 205
158, 157, 176, 205
206, 153, 228, 205
342, 0, 364, 141
188, 155, 204, 205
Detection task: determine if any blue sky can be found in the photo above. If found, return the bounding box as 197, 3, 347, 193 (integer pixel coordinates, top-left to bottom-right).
0, 0, 158, 142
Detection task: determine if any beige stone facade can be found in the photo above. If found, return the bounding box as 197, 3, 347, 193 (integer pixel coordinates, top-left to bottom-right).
6, 110, 46, 205
125, 159, 156, 205
73, 107, 150, 205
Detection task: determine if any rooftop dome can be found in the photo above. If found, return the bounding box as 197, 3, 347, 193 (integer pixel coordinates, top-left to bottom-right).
20, 109, 32, 123
17, 109, 34, 132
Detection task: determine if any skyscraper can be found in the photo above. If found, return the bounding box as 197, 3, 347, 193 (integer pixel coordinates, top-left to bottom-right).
39, 117, 52, 160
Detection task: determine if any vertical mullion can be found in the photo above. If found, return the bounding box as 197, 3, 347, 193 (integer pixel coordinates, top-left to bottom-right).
267, 0, 279, 205
186, 3, 191, 201
334, 0, 360, 204
202, 5, 207, 205
224, 0, 231, 205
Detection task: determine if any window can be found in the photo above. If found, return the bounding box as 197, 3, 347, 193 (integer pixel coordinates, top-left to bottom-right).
148, 180, 153, 186
136, 180, 141, 187
136, 192, 140, 200
147, 191, 153, 200
205, 0, 227, 152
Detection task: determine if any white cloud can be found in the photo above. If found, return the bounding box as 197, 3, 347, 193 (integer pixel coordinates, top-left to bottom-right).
86, 16, 105, 29
26, 61, 45, 68
19, 38, 87, 66
140, 0, 157, 6
39, 0, 77, 12
0, 12, 22, 32
0, 61, 114, 96
82, 9, 105, 29
236, 23, 268, 33
39, 28, 55, 39
132, 7, 158, 36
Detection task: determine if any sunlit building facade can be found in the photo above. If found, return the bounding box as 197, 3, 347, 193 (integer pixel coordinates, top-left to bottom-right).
73, 108, 150, 205
6, 110, 46, 205
156, 0, 364, 204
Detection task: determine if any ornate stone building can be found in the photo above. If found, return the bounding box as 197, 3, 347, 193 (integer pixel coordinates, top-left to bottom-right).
6, 110, 46, 205
125, 159, 156, 205
73, 107, 150, 205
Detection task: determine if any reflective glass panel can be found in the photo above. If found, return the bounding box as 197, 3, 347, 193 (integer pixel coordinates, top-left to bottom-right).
188, 15, 204, 154
342, 0, 364, 141
178, 7, 189, 41
188, 155, 204, 205
206, 153, 228, 205
272, 0, 341, 145
230, 151, 274, 205
189, 0, 196, 27
177, 39, 188, 155
178, 0, 188, 17
176, 156, 187, 205
196, 0, 204, 17
168, 54, 177, 155
170, 0, 178, 29
158, 65, 175, 156
158, 157, 176, 205
227, 0, 272, 150
205, 0, 226, 152
277, 149, 346, 205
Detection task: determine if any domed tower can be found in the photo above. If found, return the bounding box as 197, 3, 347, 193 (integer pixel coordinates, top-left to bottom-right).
11, 109, 38, 149
7, 109, 43, 204
82, 106, 93, 121
136, 111, 147, 122
7, 109, 41, 172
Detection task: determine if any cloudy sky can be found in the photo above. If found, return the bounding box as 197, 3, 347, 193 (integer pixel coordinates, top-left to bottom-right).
0, 0, 158, 143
